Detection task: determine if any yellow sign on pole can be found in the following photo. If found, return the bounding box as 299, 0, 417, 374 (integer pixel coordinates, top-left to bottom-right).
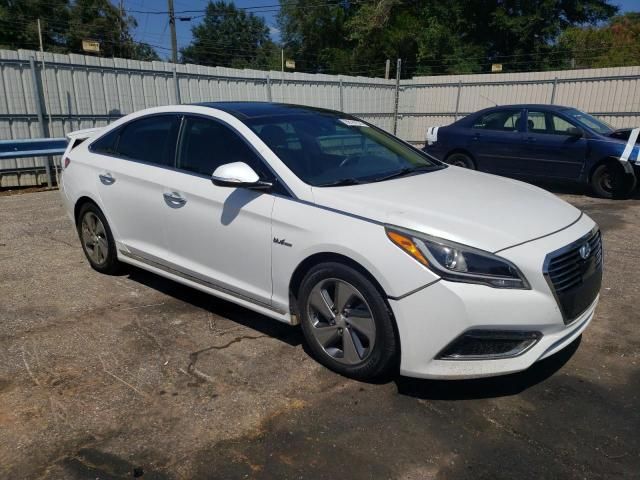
285, 59, 296, 69
491, 63, 503, 73
82, 40, 101, 53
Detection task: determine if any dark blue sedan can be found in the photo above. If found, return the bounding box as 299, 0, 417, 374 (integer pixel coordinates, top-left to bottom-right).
422, 104, 640, 198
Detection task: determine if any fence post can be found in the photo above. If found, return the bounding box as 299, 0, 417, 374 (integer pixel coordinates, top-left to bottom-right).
266, 74, 272, 102
550, 76, 558, 104
29, 57, 52, 188
454, 80, 462, 121
339, 78, 344, 111
392, 58, 401, 135
173, 65, 181, 104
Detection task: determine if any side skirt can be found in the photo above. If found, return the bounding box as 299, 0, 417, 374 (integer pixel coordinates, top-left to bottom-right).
118, 249, 294, 325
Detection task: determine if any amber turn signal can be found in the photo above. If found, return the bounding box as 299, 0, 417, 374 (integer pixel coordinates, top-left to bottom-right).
386, 230, 429, 266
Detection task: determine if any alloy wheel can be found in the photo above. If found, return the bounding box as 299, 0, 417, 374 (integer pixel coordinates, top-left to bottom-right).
306, 278, 376, 365
81, 212, 109, 265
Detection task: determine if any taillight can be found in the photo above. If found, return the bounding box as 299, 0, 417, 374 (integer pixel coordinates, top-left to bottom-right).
63, 157, 71, 169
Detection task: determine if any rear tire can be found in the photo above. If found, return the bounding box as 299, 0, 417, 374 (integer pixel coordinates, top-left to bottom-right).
591, 162, 637, 199
76, 203, 121, 274
445, 152, 475, 169
297, 262, 398, 381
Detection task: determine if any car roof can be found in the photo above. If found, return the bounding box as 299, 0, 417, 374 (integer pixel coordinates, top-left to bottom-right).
475, 104, 572, 113
195, 101, 343, 120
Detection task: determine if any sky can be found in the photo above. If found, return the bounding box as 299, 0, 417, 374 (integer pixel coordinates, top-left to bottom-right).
123, 0, 640, 61
124, 0, 281, 60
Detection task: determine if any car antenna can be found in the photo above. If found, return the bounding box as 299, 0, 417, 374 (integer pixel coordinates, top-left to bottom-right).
480, 94, 498, 106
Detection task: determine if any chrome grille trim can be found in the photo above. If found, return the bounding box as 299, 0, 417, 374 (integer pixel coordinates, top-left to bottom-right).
543, 227, 603, 324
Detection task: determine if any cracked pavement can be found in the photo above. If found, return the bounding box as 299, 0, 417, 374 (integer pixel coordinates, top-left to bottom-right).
0, 188, 638, 479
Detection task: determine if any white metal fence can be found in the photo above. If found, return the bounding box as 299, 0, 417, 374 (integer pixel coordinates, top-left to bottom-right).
1, 48, 639, 187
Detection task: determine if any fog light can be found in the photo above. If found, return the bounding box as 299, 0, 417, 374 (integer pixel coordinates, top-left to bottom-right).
437, 330, 542, 360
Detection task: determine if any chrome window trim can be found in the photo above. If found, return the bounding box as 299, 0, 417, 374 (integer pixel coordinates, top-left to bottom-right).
87, 111, 297, 199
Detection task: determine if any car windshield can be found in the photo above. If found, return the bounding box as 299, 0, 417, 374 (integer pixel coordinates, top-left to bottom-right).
564, 108, 614, 135
245, 113, 443, 186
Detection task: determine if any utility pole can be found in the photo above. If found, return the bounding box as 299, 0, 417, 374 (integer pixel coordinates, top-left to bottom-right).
168, 0, 178, 63
393, 58, 401, 135
119, 0, 124, 57
281, 47, 285, 91
37, 19, 55, 186
385, 59, 390, 80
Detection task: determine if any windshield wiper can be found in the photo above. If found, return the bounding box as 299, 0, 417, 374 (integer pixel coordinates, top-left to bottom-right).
316, 178, 364, 187
370, 165, 438, 183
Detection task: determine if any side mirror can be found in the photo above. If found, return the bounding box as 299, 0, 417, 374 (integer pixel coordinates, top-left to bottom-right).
567, 127, 583, 137
211, 162, 272, 190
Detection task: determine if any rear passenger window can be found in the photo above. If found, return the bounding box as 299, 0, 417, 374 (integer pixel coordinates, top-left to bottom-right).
91, 128, 120, 155
177, 116, 266, 177
115, 115, 180, 166
472, 110, 522, 132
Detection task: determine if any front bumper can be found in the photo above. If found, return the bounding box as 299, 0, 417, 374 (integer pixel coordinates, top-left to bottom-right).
390, 213, 599, 379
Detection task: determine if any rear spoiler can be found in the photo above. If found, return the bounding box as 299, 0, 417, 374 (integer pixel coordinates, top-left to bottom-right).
66, 127, 104, 142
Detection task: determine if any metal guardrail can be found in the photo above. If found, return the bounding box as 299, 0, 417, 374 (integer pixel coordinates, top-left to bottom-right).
0, 137, 67, 160
0, 137, 67, 188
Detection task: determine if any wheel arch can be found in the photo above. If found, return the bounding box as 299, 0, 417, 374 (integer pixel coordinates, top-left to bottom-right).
74, 195, 101, 225
445, 148, 477, 168
289, 252, 389, 303
288, 251, 402, 366
587, 156, 620, 182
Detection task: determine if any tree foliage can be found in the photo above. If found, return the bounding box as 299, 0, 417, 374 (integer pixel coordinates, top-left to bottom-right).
0, 0, 159, 61
181, 1, 279, 69
278, 0, 621, 77
558, 13, 640, 68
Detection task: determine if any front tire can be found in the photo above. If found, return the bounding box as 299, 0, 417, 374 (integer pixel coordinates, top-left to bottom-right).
445, 152, 475, 169
591, 162, 637, 199
298, 262, 398, 380
76, 203, 121, 274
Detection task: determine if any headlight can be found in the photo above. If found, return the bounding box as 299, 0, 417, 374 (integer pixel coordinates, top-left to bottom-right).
386, 226, 530, 289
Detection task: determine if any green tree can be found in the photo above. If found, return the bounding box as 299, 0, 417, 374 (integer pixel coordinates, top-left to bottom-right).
181, 0, 275, 68
278, 0, 620, 77
0, 0, 70, 52
558, 13, 640, 68
66, 0, 158, 60
0, 0, 158, 61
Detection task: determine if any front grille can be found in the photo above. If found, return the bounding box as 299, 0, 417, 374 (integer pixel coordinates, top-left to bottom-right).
545, 229, 603, 323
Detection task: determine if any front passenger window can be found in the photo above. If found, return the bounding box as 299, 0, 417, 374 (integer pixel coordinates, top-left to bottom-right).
177, 116, 265, 177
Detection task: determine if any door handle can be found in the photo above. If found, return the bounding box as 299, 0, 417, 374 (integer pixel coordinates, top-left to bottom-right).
472, 134, 480, 141
99, 173, 115, 185
163, 191, 187, 206
527, 137, 536, 142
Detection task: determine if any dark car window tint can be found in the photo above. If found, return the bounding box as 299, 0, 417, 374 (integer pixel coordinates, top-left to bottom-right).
116, 115, 180, 166
472, 110, 522, 132
91, 128, 120, 155
177, 116, 264, 177
527, 111, 547, 133
247, 114, 441, 187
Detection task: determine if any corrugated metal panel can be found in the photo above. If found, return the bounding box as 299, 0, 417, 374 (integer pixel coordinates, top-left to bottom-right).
1, 49, 638, 186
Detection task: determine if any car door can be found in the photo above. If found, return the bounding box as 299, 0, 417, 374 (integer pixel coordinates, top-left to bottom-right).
468, 108, 527, 175
89, 114, 181, 259
522, 109, 587, 179
161, 114, 276, 307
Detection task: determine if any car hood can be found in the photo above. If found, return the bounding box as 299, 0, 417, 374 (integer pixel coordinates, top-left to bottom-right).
310, 166, 582, 252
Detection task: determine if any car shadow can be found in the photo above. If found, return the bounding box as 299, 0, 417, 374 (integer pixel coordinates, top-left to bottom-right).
126, 266, 303, 347
395, 335, 581, 400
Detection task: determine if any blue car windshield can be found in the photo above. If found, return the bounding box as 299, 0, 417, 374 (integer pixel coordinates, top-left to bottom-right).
564, 108, 614, 135
246, 113, 443, 187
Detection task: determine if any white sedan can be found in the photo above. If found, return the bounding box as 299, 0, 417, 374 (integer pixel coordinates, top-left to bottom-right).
59, 102, 602, 380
